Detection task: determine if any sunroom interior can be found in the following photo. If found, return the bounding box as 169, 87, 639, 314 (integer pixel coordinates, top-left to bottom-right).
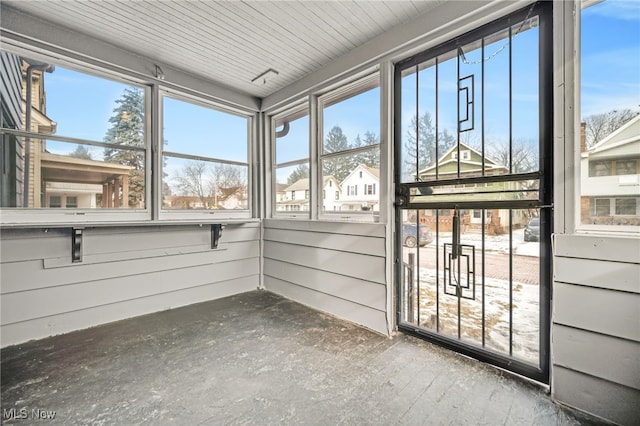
1, 1, 638, 425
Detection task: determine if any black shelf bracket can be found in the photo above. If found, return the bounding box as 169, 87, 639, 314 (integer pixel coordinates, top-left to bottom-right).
72, 228, 83, 263
211, 224, 223, 249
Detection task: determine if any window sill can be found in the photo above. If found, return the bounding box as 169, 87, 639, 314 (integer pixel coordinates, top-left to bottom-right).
0, 217, 260, 230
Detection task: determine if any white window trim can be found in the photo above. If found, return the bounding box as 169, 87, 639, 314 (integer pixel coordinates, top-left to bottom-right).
157, 89, 253, 221
317, 73, 381, 223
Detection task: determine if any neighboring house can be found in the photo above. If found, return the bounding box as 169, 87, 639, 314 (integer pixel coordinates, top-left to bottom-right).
277, 175, 342, 212
416, 142, 529, 233
15, 59, 134, 208
338, 165, 379, 212
278, 178, 310, 211
275, 183, 289, 203
580, 115, 640, 226
417, 143, 508, 180
163, 186, 248, 210
321, 175, 340, 212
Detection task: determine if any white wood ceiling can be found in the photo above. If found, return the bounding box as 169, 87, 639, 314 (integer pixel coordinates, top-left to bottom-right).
4, 0, 443, 98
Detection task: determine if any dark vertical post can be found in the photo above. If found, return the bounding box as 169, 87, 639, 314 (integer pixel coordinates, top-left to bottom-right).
407, 252, 415, 323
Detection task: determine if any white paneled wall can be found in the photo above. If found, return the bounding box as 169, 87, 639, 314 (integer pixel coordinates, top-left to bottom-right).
552, 234, 640, 425
0, 223, 260, 347
262, 219, 388, 335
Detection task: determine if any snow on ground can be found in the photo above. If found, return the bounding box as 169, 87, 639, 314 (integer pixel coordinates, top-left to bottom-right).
406, 268, 540, 365
435, 231, 540, 257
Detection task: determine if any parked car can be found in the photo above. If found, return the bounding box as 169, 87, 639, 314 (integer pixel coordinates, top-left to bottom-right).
402, 223, 433, 248
524, 218, 540, 242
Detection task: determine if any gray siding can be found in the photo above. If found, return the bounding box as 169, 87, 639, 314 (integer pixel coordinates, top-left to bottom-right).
0, 223, 260, 347
262, 219, 388, 335
552, 234, 640, 425
0, 50, 22, 127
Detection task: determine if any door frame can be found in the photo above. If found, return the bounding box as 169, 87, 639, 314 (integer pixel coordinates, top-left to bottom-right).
393, 1, 553, 384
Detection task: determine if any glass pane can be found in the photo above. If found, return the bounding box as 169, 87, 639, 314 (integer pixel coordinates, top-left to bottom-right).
435, 53, 458, 181
580, 0, 640, 227
3, 54, 146, 143
274, 164, 309, 213
0, 52, 148, 209
511, 18, 540, 174
483, 28, 511, 175
321, 150, 380, 216
409, 179, 540, 204
275, 110, 309, 165
9, 138, 146, 209
163, 96, 248, 163
163, 157, 248, 210
400, 67, 419, 183
322, 85, 380, 155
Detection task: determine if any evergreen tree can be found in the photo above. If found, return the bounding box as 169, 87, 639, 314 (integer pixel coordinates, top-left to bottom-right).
287, 163, 309, 185
403, 112, 455, 181
323, 126, 352, 182
103, 88, 145, 207
69, 145, 92, 160
355, 131, 380, 168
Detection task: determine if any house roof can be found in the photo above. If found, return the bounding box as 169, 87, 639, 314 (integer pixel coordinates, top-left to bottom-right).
588, 115, 640, 158
284, 178, 310, 192
418, 142, 506, 176
340, 164, 380, 186
275, 183, 289, 193
284, 175, 337, 192
41, 152, 133, 185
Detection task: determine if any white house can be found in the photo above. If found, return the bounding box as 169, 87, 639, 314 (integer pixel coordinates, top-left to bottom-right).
580, 115, 640, 226
337, 165, 379, 212
278, 175, 341, 212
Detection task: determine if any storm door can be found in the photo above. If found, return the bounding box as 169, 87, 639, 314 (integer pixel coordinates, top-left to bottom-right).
394, 2, 552, 382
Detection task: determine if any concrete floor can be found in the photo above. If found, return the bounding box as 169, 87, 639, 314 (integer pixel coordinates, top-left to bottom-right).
1, 290, 601, 425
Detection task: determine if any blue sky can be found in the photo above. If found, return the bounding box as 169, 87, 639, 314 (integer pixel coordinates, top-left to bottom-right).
36, 0, 639, 182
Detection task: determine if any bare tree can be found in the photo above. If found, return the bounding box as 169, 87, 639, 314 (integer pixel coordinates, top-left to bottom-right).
487, 137, 538, 174
174, 161, 214, 208
209, 163, 246, 206
174, 161, 246, 209
584, 109, 638, 148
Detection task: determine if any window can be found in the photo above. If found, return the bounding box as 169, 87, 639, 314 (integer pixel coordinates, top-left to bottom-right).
49, 196, 61, 208
593, 198, 611, 216
272, 103, 309, 216
616, 198, 637, 216
66, 196, 78, 208
579, 0, 640, 229
365, 184, 376, 195
616, 159, 637, 175
319, 74, 380, 220
161, 94, 250, 216
588, 160, 611, 177
0, 51, 149, 221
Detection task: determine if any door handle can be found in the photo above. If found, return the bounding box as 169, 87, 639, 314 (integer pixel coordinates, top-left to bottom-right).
452, 209, 460, 260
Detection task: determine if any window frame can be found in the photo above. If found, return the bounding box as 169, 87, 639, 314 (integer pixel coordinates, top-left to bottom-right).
573, 0, 640, 235
0, 48, 153, 224
158, 88, 253, 221
317, 73, 381, 222
271, 101, 311, 219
